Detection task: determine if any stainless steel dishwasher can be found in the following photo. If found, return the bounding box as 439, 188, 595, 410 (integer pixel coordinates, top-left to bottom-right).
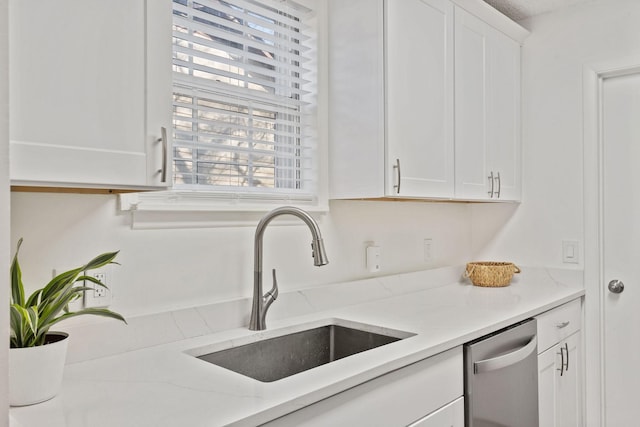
464, 318, 538, 427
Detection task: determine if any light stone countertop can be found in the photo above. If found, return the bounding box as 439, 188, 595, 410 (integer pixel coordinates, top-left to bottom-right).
9, 266, 584, 427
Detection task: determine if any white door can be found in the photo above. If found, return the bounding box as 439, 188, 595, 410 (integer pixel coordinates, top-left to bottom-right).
602, 71, 640, 426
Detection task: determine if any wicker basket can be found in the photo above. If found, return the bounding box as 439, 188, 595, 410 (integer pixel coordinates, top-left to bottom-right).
464, 262, 521, 287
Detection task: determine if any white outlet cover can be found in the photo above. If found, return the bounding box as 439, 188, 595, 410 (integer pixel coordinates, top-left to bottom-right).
83, 269, 112, 308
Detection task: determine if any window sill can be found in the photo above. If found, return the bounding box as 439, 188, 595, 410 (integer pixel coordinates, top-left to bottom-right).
119, 191, 329, 229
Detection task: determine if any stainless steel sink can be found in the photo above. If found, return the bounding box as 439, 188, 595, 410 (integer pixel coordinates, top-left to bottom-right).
193, 323, 413, 382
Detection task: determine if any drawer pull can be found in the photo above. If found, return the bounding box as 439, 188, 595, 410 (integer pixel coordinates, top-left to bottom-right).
556, 321, 570, 329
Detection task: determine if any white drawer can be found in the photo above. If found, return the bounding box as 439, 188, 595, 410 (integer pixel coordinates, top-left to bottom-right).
264, 347, 463, 427
536, 298, 582, 353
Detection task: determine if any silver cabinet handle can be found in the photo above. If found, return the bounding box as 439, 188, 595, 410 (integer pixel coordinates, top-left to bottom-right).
474, 336, 537, 374
557, 345, 565, 376
556, 321, 570, 329
488, 171, 495, 198
557, 342, 569, 376
393, 158, 401, 194
157, 127, 168, 183
608, 279, 625, 294
495, 171, 501, 198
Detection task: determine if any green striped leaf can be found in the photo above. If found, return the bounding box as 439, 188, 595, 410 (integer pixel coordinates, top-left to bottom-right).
10, 238, 25, 306
48, 308, 127, 328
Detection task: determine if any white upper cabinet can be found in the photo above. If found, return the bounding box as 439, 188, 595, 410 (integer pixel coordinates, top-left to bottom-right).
329, 0, 526, 202
9, 0, 173, 190
454, 6, 522, 201
328, 0, 454, 200
385, 0, 455, 198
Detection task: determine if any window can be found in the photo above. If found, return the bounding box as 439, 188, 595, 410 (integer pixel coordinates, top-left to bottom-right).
171, 0, 317, 201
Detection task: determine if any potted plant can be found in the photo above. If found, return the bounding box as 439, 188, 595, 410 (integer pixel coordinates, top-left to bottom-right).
9, 238, 127, 406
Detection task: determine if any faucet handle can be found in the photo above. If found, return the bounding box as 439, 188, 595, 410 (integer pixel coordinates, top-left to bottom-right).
263, 268, 279, 311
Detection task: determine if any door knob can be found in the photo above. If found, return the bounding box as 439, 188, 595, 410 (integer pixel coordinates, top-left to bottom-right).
608, 279, 625, 294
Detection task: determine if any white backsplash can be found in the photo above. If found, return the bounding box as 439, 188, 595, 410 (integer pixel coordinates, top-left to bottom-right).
10, 193, 479, 318
61, 265, 583, 363
63, 266, 464, 362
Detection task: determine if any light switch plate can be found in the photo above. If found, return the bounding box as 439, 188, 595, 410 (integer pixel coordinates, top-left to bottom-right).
562, 240, 580, 264
366, 246, 381, 273
424, 238, 434, 263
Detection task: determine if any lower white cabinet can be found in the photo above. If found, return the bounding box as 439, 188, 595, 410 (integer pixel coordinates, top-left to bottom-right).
536, 299, 583, 427
264, 347, 463, 427
407, 397, 463, 427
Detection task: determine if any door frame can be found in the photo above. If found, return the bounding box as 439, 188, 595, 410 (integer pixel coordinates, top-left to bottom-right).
583, 55, 640, 427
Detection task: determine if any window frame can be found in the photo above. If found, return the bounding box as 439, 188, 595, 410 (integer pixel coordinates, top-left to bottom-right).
120, 0, 327, 222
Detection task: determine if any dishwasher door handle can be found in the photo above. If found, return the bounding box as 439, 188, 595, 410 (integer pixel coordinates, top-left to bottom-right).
474, 336, 537, 374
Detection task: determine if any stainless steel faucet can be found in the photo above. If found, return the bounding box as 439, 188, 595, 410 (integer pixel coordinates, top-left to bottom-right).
249, 206, 329, 331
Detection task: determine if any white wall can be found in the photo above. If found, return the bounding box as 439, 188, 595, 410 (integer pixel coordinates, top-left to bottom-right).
0, 0, 10, 424
10, 194, 473, 318
471, 0, 640, 269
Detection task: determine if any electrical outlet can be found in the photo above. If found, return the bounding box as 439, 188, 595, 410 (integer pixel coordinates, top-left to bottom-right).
92, 273, 107, 297
84, 269, 112, 308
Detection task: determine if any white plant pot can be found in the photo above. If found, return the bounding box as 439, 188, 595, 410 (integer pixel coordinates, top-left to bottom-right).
9, 332, 69, 406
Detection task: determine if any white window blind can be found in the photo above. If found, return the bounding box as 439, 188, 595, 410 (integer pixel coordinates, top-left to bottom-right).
171, 0, 317, 199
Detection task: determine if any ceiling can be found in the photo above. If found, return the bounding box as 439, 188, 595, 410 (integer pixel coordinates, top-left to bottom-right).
483, 0, 594, 21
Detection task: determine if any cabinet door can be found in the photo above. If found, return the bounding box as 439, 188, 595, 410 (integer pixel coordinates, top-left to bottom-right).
557, 332, 582, 427
385, 0, 454, 198
9, 0, 172, 189
454, 7, 489, 200
537, 332, 582, 427
408, 397, 464, 427
487, 26, 521, 201
454, 6, 521, 201
327, 0, 385, 199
